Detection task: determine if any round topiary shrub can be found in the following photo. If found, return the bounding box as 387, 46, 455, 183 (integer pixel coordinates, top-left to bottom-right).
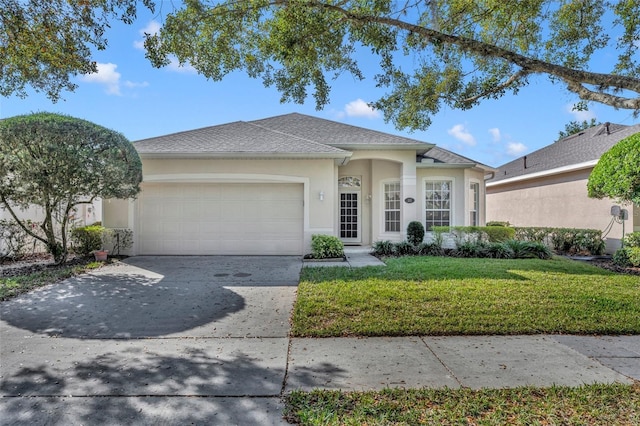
407, 221, 425, 245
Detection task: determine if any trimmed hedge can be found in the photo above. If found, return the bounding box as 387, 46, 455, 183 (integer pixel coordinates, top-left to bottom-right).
431, 226, 515, 243
514, 227, 605, 255
311, 234, 344, 259
71, 225, 105, 256
372, 239, 551, 260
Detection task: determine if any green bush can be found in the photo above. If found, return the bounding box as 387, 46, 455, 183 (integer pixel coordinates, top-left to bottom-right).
453, 241, 486, 258
612, 248, 630, 266
486, 221, 510, 227
623, 232, 640, 248
627, 247, 640, 267
485, 242, 515, 259
484, 226, 516, 242
406, 221, 425, 245
514, 227, 549, 243
417, 242, 445, 256
613, 247, 640, 267
503, 240, 552, 260
372, 240, 396, 256
71, 225, 105, 256
395, 240, 417, 256
311, 234, 344, 259
0, 219, 31, 259
103, 228, 134, 255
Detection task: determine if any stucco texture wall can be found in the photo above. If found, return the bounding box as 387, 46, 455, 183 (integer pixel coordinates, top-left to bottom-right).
486, 168, 631, 252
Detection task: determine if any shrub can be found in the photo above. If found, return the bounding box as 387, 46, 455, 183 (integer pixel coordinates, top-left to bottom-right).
514, 227, 549, 243
485, 242, 515, 259
613, 248, 630, 267
71, 225, 105, 256
311, 234, 344, 259
486, 221, 510, 227
623, 232, 640, 248
627, 247, 640, 267
453, 241, 486, 258
372, 240, 395, 257
484, 226, 516, 242
417, 241, 445, 256
613, 247, 640, 267
103, 228, 134, 255
395, 240, 417, 256
406, 221, 425, 245
503, 240, 552, 260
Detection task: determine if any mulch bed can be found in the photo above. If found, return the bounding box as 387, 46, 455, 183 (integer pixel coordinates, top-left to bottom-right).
587, 259, 640, 276
0, 253, 88, 278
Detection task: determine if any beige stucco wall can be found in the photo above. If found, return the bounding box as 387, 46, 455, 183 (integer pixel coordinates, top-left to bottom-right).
486, 168, 636, 252
106, 157, 337, 254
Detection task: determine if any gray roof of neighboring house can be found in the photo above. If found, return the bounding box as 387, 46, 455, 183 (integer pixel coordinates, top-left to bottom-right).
489, 122, 640, 183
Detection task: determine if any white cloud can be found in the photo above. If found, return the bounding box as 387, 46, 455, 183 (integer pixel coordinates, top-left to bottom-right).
342, 98, 380, 119
134, 20, 161, 50
80, 63, 122, 95
80, 62, 149, 96
488, 127, 501, 142
507, 142, 528, 156
566, 103, 596, 121
447, 124, 476, 146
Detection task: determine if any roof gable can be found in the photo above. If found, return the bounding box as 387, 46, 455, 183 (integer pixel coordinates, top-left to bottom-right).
490, 122, 640, 183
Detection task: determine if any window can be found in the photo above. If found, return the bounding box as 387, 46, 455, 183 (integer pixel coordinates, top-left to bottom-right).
469, 182, 479, 226
384, 182, 401, 232
338, 176, 361, 188
425, 180, 452, 230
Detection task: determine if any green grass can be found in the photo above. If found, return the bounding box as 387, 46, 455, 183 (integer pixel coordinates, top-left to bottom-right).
0, 260, 104, 301
284, 384, 640, 425
292, 257, 640, 336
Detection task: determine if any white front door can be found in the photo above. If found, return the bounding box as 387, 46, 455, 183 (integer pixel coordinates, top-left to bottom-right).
339, 191, 361, 243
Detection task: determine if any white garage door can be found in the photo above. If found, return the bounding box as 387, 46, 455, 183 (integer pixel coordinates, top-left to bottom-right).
138, 183, 304, 255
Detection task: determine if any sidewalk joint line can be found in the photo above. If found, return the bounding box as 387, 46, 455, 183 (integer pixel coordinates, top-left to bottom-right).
419, 336, 464, 388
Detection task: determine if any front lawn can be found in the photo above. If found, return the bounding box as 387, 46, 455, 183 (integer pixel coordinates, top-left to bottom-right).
292, 257, 640, 336
285, 384, 640, 425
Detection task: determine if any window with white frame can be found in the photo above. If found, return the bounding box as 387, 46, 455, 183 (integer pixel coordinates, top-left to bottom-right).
424, 180, 452, 230
384, 181, 401, 232
469, 182, 479, 226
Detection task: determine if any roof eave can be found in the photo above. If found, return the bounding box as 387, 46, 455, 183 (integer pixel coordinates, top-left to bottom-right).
138, 151, 352, 160
417, 162, 496, 172
329, 143, 434, 153
487, 159, 598, 187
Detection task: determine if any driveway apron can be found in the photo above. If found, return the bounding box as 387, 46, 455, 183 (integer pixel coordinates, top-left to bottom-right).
1, 256, 300, 425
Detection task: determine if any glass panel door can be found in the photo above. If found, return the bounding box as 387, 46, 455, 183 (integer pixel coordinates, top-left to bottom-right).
340, 191, 361, 243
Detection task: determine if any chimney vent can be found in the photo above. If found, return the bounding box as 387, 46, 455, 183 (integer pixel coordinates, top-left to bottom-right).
605, 122, 610, 135
524, 155, 528, 169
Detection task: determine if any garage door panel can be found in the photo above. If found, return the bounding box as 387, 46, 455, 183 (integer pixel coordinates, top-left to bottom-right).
138, 183, 303, 255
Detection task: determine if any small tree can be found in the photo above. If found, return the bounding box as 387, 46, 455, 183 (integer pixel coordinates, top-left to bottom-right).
0, 113, 142, 264
407, 221, 425, 245
557, 118, 600, 141
587, 133, 640, 206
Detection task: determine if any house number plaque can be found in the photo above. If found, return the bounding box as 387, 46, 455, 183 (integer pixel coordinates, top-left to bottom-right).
404, 197, 415, 203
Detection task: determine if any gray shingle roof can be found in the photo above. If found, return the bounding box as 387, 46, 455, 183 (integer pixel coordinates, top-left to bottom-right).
134, 120, 349, 156
249, 113, 432, 150
422, 146, 492, 168
489, 123, 640, 183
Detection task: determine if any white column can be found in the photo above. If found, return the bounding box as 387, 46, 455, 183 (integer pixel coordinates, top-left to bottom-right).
402, 159, 418, 239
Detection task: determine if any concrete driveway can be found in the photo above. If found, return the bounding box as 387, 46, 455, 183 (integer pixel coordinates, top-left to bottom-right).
0, 256, 301, 425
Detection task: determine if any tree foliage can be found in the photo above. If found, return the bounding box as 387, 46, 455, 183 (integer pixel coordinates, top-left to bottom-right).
144, 0, 640, 130
557, 118, 600, 141
587, 132, 640, 205
0, 113, 142, 264
0, 0, 153, 101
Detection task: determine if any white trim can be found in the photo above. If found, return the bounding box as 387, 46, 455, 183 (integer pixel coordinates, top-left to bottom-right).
423, 176, 455, 229
468, 178, 481, 226
486, 160, 598, 187
380, 178, 402, 234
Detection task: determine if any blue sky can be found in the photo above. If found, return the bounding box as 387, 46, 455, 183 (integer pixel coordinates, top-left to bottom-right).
1, 8, 638, 168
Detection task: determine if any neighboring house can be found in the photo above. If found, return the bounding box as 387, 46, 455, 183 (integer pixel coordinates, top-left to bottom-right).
103, 113, 493, 255
486, 122, 640, 252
